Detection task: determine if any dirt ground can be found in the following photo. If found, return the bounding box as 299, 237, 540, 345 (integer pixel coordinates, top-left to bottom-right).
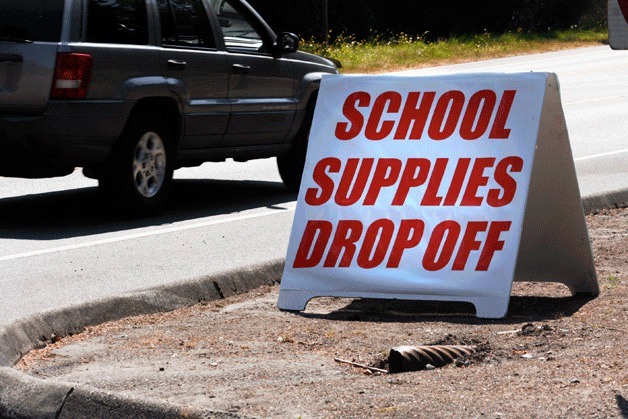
16, 208, 627, 418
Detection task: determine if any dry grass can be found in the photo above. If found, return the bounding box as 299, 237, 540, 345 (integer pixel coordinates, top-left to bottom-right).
302, 30, 608, 73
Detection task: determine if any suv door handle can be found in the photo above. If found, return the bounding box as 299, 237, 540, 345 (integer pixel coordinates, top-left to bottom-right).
232, 64, 251, 74
167, 59, 187, 70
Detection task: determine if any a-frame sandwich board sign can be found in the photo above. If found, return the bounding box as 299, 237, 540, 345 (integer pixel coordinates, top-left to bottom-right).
278, 72, 598, 318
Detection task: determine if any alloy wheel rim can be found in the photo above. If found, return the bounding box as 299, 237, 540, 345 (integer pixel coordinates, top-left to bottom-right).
132, 132, 166, 198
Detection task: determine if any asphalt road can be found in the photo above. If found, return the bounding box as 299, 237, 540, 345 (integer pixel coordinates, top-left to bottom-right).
397, 46, 628, 197
0, 160, 294, 326
0, 46, 626, 328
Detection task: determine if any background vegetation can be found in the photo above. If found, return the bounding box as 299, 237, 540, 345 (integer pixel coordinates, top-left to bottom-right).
248, 0, 608, 73
303, 29, 607, 73
249, 0, 607, 41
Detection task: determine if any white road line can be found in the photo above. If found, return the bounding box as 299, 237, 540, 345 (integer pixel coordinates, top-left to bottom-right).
574, 149, 628, 162
565, 95, 628, 105
0, 205, 296, 262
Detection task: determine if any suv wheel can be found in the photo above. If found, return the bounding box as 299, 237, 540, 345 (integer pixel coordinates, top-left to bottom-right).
277, 95, 316, 192
100, 111, 174, 216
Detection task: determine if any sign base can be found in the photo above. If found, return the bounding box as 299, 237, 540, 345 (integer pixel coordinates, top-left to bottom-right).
278, 290, 511, 319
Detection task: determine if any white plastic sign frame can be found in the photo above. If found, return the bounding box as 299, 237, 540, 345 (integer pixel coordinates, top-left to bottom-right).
278, 72, 598, 318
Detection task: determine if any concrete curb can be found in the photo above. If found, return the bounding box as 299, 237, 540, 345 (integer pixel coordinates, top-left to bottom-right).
1, 258, 283, 418
582, 187, 628, 213
1, 188, 626, 417
0, 366, 229, 418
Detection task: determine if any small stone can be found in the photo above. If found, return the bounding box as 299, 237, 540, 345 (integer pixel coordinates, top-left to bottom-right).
521, 354, 534, 359
521, 323, 535, 335
424, 364, 436, 370
455, 359, 471, 367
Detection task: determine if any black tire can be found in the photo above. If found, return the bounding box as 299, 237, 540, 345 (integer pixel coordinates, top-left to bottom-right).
99, 111, 174, 217
277, 94, 317, 192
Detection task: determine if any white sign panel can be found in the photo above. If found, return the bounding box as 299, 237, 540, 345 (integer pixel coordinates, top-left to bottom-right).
609, 0, 628, 49
278, 72, 596, 318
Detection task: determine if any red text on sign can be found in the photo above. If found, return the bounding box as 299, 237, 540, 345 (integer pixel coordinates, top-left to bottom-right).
293, 219, 512, 271
305, 156, 523, 207
335, 89, 516, 141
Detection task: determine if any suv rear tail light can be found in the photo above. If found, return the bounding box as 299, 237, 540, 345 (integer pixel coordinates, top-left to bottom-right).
51, 53, 93, 99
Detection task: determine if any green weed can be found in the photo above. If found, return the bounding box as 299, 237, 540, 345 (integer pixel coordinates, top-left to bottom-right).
606, 275, 620, 289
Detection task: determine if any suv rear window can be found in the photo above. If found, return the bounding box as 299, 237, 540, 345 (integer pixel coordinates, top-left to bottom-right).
87, 0, 149, 45
0, 0, 64, 42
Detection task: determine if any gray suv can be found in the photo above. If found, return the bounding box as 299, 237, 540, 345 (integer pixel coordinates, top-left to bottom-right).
0, 0, 338, 215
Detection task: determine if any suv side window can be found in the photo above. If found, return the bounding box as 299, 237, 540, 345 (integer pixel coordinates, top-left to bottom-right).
0, 0, 65, 42
208, 0, 264, 52
157, 0, 215, 48
86, 0, 148, 45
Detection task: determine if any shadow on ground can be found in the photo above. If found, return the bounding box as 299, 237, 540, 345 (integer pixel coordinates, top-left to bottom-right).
300, 293, 595, 324
617, 395, 628, 419
0, 179, 294, 241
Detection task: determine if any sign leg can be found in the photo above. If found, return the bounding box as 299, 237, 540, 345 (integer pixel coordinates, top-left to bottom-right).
471, 296, 511, 319
277, 290, 311, 311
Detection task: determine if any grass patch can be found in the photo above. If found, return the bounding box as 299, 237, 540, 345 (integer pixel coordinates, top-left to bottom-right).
605, 275, 620, 289
301, 29, 608, 73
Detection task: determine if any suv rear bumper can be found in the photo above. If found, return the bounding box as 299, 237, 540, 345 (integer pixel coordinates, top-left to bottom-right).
0, 100, 133, 177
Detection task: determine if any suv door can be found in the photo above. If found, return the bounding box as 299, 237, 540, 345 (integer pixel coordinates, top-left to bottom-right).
157, 0, 230, 149
209, 0, 297, 146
